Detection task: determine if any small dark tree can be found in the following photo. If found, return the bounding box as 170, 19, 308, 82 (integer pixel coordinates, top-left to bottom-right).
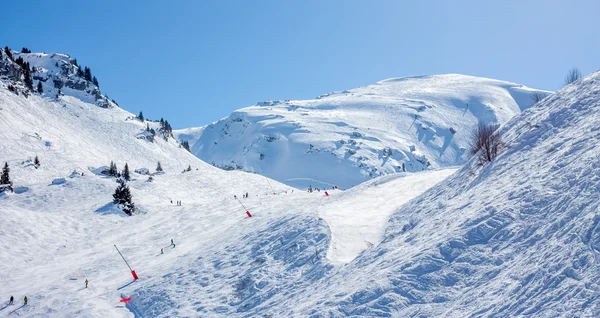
1, 162, 11, 185
181, 140, 191, 152
76, 67, 84, 77
72, 58, 78, 67
138, 111, 144, 121
37, 81, 43, 94
34, 156, 40, 167
84, 66, 92, 81
108, 161, 118, 176
469, 122, 504, 165
4, 46, 13, 60
564, 68, 582, 86
123, 163, 131, 181
92, 76, 99, 87
112, 183, 135, 215
23, 68, 34, 91
21, 47, 31, 53
156, 161, 163, 172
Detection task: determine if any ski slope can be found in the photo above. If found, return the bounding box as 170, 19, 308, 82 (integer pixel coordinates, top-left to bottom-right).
177, 74, 550, 189
267, 71, 600, 317
0, 64, 456, 317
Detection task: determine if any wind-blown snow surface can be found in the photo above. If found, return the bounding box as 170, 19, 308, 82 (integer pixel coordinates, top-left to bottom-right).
177, 74, 549, 189
265, 71, 600, 317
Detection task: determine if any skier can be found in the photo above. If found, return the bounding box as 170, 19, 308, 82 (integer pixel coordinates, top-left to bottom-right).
161, 248, 164, 254
246, 192, 248, 198
23, 296, 27, 305
9, 295, 13, 305
171, 239, 176, 248
85, 279, 89, 288
170, 200, 173, 204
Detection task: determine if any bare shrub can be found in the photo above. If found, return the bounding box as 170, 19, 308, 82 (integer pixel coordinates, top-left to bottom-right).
564, 68, 582, 86
469, 122, 504, 164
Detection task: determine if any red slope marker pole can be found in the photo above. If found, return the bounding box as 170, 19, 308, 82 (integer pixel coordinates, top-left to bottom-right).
235, 197, 252, 217
114, 245, 138, 280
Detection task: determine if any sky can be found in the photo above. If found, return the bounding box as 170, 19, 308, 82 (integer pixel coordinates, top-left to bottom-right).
2, 0, 599, 129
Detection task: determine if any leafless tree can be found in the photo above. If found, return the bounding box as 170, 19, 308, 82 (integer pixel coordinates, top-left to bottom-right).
469, 122, 504, 164
564, 67, 582, 86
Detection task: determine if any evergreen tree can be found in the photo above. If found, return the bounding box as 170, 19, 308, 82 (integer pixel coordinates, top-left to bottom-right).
37, 81, 43, 94
123, 163, 131, 181
23, 68, 34, 91
76, 67, 84, 77
156, 161, 163, 172
138, 111, 144, 121
92, 76, 99, 87
34, 156, 40, 167
72, 58, 78, 67
4, 46, 13, 60
181, 140, 191, 152
112, 183, 135, 215
108, 161, 118, 176
146, 123, 150, 131
84, 66, 92, 81
21, 47, 31, 53
1, 162, 10, 185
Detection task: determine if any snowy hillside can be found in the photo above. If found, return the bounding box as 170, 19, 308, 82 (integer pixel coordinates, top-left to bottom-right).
177, 74, 550, 189
1, 50, 458, 317
0, 48, 115, 108
267, 70, 600, 317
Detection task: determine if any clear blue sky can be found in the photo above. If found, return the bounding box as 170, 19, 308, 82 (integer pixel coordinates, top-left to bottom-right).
3, 0, 599, 129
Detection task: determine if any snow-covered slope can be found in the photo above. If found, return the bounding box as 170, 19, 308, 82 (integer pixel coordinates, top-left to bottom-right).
267, 70, 600, 317
0, 50, 457, 317
177, 74, 550, 189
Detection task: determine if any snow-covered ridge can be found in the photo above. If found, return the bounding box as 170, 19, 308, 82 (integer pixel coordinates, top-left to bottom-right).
271, 70, 600, 316
0, 47, 115, 108
177, 74, 551, 189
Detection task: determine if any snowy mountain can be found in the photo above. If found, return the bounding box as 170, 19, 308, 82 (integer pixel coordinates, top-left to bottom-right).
0, 48, 115, 108
177, 75, 550, 189
3, 46, 597, 317
0, 49, 455, 317
266, 70, 600, 317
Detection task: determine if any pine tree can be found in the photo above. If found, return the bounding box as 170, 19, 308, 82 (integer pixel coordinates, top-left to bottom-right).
21, 47, 31, 53
138, 111, 144, 121
23, 68, 34, 91
72, 58, 78, 67
1, 162, 11, 185
34, 156, 40, 167
4, 47, 13, 60
76, 67, 84, 77
37, 81, 43, 94
84, 66, 92, 82
123, 163, 131, 181
112, 183, 135, 215
181, 140, 191, 152
108, 161, 118, 176
146, 123, 150, 131
156, 161, 163, 172
92, 76, 99, 87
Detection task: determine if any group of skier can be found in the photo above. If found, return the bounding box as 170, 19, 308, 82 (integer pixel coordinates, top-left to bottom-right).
170, 200, 182, 206
6, 295, 27, 306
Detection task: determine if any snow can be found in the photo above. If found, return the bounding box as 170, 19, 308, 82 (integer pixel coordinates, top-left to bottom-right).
268, 71, 600, 317
176, 74, 550, 189
2, 47, 597, 317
